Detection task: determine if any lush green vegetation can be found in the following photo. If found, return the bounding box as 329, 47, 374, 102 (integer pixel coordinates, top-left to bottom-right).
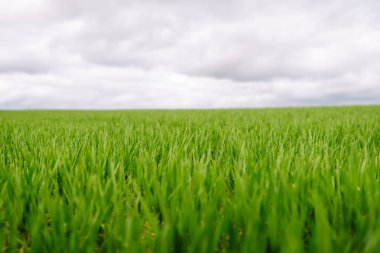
1, 107, 380, 252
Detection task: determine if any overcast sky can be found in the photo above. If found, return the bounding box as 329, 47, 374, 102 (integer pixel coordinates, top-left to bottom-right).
1, 0, 379, 109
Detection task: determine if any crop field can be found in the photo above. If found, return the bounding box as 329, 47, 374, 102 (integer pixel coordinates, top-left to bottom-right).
0, 106, 380, 252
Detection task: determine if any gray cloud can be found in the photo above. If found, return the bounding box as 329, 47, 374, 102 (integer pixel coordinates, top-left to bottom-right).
0, 0, 380, 109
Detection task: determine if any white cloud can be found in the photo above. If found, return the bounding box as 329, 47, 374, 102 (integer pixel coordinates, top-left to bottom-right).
0, 0, 379, 108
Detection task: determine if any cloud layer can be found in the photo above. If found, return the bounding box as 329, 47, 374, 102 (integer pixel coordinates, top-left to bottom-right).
1, 0, 379, 109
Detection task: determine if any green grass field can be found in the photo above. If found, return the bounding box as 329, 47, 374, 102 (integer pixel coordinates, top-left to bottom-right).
1, 107, 380, 252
